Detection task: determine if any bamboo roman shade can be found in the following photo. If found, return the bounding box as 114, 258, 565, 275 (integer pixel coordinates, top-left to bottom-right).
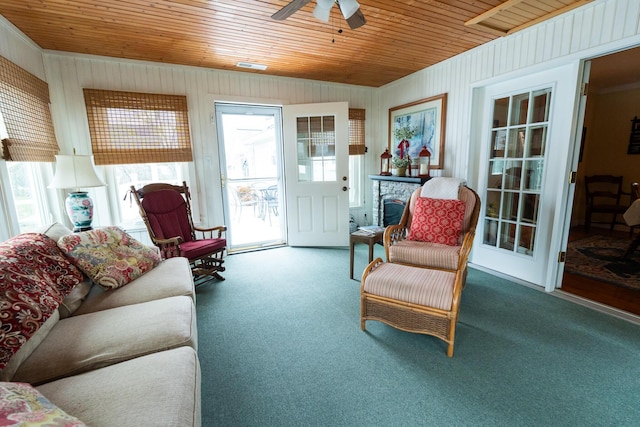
83, 89, 193, 165
348, 108, 365, 155
0, 55, 59, 162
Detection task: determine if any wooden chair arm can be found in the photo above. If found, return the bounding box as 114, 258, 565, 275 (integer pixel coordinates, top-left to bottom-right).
194, 225, 227, 239
152, 236, 183, 259
360, 257, 384, 291
383, 224, 407, 261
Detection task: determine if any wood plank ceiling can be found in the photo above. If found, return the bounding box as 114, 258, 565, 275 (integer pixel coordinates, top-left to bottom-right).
0, 0, 590, 87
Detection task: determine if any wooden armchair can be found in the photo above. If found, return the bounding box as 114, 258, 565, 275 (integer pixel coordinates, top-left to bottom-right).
130, 181, 227, 285
584, 174, 626, 233
383, 179, 481, 275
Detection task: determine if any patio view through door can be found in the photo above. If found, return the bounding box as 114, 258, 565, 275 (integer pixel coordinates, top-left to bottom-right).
215, 103, 286, 253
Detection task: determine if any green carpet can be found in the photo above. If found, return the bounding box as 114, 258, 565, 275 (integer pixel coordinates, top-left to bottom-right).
195, 245, 640, 426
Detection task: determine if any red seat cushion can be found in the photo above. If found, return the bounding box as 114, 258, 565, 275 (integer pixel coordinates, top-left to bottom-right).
180, 238, 226, 259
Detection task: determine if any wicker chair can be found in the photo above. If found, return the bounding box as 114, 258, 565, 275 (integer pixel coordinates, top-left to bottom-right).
130, 181, 227, 285
383, 180, 480, 276
362, 179, 480, 357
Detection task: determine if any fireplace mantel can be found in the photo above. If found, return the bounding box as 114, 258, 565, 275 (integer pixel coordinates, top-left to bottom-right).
368, 175, 429, 185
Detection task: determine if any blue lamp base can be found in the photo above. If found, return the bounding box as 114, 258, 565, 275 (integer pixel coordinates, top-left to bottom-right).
65, 191, 95, 232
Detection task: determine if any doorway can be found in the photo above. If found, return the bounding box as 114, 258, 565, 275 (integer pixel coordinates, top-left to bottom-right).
215, 103, 286, 253
560, 47, 640, 316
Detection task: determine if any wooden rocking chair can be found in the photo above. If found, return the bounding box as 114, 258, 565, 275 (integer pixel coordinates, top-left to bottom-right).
130, 181, 227, 285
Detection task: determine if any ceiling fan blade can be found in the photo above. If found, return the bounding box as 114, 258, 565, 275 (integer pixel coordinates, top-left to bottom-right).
346, 7, 366, 29
271, 0, 313, 20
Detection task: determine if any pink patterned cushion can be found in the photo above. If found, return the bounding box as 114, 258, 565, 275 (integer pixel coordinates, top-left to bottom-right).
406, 197, 466, 246
0, 234, 83, 370
0, 382, 86, 426
58, 227, 161, 290
363, 262, 455, 311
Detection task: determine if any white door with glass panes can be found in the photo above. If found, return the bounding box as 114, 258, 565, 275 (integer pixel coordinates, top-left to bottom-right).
471, 65, 580, 287
283, 102, 349, 247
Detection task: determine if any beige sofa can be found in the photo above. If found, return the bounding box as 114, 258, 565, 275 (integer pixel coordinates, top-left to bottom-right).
0, 223, 201, 426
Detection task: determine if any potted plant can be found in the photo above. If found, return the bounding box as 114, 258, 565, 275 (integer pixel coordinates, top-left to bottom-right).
393, 125, 417, 142
391, 155, 410, 176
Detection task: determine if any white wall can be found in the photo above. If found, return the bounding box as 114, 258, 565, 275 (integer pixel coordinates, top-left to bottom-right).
2, 0, 640, 247
42, 53, 377, 229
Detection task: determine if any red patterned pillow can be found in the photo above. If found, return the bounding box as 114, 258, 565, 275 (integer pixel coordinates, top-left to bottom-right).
406, 197, 466, 246
0, 233, 84, 370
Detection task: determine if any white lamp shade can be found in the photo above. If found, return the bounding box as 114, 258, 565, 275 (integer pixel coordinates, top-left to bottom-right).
49, 155, 105, 190
338, 0, 359, 19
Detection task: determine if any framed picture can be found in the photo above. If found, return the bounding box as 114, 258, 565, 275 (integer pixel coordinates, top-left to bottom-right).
388, 93, 447, 169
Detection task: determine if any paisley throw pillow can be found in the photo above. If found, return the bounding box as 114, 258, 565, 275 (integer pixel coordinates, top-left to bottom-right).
58, 226, 161, 290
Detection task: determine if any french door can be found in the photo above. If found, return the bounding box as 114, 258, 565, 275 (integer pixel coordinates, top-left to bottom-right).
471, 64, 580, 288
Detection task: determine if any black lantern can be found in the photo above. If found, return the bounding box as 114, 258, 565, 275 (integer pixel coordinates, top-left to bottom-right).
418, 146, 431, 178
380, 149, 392, 176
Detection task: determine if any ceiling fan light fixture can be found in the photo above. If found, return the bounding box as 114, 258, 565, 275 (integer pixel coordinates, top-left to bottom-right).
338, 0, 359, 19
313, 1, 332, 23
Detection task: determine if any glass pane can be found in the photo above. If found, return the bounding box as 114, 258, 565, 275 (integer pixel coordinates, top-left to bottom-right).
487, 161, 504, 189
483, 219, 498, 245
297, 115, 336, 182
510, 93, 529, 126
527, 126, 547, 157
493, 97, 509, 128
501, 192, 519, 221
491, 130, 506, 158
506, 128, 525, 158
486, 190, 501, 218
484, 87, 551, 258
523, 160, 543, 191
520, 193, 540, 224
518, 225, 536, 255
532, 89, 550, 123
504, 160, 522, 190
499, 222, 516, 250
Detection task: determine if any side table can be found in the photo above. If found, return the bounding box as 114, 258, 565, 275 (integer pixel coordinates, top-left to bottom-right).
350, 229, 385, 280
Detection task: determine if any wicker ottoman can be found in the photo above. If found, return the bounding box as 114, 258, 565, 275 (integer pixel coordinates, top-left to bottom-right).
360, 258, 466, 357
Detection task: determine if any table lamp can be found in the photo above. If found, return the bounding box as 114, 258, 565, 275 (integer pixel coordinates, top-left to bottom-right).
49, 153, 105, 232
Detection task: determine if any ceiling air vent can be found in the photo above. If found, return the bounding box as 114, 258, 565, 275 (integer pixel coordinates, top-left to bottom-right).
236, 62, 268, 71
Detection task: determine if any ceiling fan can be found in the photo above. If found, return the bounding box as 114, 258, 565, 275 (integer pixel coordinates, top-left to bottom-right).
271, 0, 367, 30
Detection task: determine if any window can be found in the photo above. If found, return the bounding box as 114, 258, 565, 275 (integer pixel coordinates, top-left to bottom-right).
6, 161, 53, 232
0, 55, 59, 162
113, 162, 188, 227
348, 108, 366, 208
0, 55, 60, 236
83, 89, 195, 229
83, 89, 193, 165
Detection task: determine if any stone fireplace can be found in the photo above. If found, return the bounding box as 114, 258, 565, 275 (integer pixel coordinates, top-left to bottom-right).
369, 175, 429, 226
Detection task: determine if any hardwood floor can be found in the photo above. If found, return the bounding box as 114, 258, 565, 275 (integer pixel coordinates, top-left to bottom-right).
562, 227, 640, 316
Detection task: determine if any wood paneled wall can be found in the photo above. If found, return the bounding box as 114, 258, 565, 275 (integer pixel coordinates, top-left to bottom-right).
2, 0, 640, 243
376, 0, 640, 183
42, 53, 376, 229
